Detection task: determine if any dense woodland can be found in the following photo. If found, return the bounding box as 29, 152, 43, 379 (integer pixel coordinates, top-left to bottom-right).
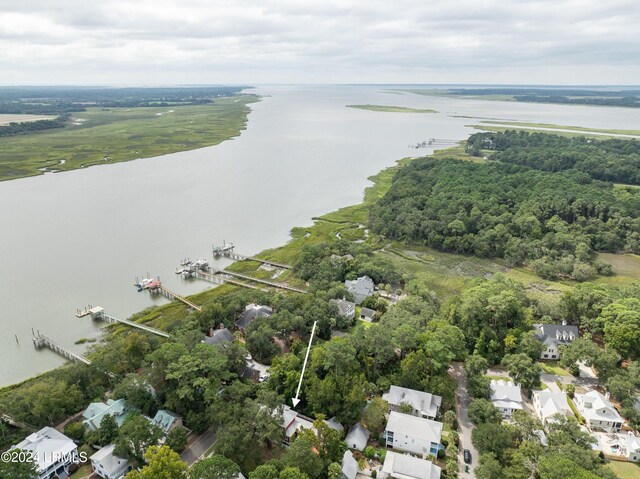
0, 114, 70, 137
370, 156, 640, 280
446, 88, 640, 107
467, 131, 640, 184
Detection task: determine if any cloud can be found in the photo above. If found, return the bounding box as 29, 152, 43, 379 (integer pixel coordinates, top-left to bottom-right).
0, 0, 638, 84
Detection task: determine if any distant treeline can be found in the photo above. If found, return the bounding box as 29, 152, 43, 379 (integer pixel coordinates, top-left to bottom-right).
0, 114, 70, 137
0, 86, 246, 115
448, 88, 640, 107
467, 130, 640, 184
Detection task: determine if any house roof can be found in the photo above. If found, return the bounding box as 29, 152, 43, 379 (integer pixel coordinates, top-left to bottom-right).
534, 323, 579, 346
490, 380, 523, 410
82, 398, 127, 430
385, 411, 443, 445
282, 405, 315, 439
626, 432, 640, 455
235, 304, 273, 330
382, 451, 442, 479
345, 423, 370, 451
204, 328, 234, 345
152, 410, 180, 434
360, 307, 376, 318
534, 390, 571, 422
330, 299, 355, 317
325, 417, 344, 432
383, 385, 442, 418
345, 276, 374, 298
576, 390, 623, 423
12, 427, 77, 474
91, 444, 129, 476
341, 450, 359, 479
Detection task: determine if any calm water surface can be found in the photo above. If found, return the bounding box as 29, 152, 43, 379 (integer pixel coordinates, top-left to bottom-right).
1, 85, 638, 386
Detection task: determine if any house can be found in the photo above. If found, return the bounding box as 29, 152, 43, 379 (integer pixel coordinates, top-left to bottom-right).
152, 410, 182, 435
532, 390, 572, 424
204, 327, 234, 346
331, 299, 356, 321
534, 323, 579, 360
345, 423, 370, 451
574, 389, 623, 432
91, 444, 131, 479
82, 398, 129, 431
11, 427, 79, 479
326, 417, 345, 433
384, 411, 443, 456
241, 365, 261, 383
383, 385, 442, 420
341, 450, 359, 479
490, 380, 523, 419
380, 451, 441, 479
344, 276, 374, 304
360, 307, 376, 322
282, 405, 315, 445
235, 304, 273, 333
624, 432, 640, 462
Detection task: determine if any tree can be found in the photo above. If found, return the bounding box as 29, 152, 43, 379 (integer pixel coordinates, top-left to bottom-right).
327, 462, 343, 479
167, 427, 188, 453
64, 421, 86, 442
125, 445, 187, 479
468, 399, 502, 425
362, 397, 388, 436
475, 452, 504, 479
99, 413, 119, 446
112, 373, 158, 416
279, 468, 310, 479
0, 453, 38, 479
601, 301, 640, 358
471, 423, 514, 460
501, 353, 541, 391
115, 414, 163, 464
189, 455, 241, 479
517, 331, 544, 361
443, 410, 457, 430
283, 436, 324, 479
249, 463, 281, 479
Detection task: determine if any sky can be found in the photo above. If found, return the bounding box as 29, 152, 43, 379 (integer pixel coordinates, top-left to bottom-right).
1, 0, 639, 86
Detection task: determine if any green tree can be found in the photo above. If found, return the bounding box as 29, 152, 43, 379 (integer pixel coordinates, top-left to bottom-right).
279, 467, 310, 479
99, 413, 119, 446
601, 300, 640, 358
501, 353, 541, 391
468, 399, 502, 425
327, 462, 343, 479
517, 331, 544, 361
189, 455, 241, 479
283, 436, 324, 479
471, 423, 514, 460
167, 427, 188, 453
64, 421, 86, 442
125, 445, 187, 479
475, 452, 504, 479
115, 414, 163, 464
0, 451, 38, 479
362, 397, 388, 436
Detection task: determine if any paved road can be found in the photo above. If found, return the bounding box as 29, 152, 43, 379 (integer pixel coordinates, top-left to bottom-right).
180, 427, 217, 465
450, 363, 478, 479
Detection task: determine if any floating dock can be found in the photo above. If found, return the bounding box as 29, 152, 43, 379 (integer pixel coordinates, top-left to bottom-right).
32, 332, 92, 365
212, 242, 292, 270
76, 306, 170, 338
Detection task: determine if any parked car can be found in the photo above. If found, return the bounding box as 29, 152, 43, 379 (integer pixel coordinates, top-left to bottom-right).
463, 449, 472, 464
259, 374, 270, 383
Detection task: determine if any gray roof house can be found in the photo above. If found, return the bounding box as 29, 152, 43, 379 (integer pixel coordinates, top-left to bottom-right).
331, 299, 356, 321
344, 276, 375, 304
360, 307, 376, 322
534, 323, 579, 360
326, 417, 345, 433
11, 427, 79, 479
383, 385, 442, 420
380, 451, 442, 479
235, 304, 273, 331
345, 423, 370, 451
282, 405, 315, 445
490, 380, 523, 418
152, 410, 182, 435
82, 398, 129, 431
91, 444, 131, 479
341, 450, 359, 479
204, 327, 235, 346
384, 411, 443, 456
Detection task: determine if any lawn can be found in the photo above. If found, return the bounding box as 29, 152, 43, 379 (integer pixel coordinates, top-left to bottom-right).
347, 104, 437, 113
606, 461, 640, 479
0, 94, 258, 181
539, 362, 571, 376
69, 464, 93, 478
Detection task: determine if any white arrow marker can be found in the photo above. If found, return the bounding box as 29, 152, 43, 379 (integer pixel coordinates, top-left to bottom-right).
292, 320, 317, 408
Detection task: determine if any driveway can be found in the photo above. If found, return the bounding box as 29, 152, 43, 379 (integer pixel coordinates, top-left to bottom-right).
181, 427, 217, 465
450, 363, 478, 479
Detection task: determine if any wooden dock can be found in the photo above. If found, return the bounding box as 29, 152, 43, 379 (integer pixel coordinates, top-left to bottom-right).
0, 413, 35, 430
77, 306, 170, 338
32, 332, 92, 365
208, 268, 306, 294
155, 285, 203, 312
194, 269, 271, 292
212, 243, 292, 270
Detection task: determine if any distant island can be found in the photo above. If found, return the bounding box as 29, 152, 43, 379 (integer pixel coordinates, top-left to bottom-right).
347, 104, 437, 113
396, 87, 640, 108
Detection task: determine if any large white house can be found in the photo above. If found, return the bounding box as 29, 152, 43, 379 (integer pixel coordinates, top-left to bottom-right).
534, 323, 579, 360
91, 444, 131, 479
382, 385, 442, 420
574, 390, 623, 432
11, 427, 79, 479
380, 451, 441, 479
532, 390, 572, 424
384, 411, 443, 457
624, 432, 640, 462
490, 380, 523, 419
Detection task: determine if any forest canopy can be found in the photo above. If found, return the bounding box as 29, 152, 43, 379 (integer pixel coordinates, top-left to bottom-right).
369, 157, 640, 280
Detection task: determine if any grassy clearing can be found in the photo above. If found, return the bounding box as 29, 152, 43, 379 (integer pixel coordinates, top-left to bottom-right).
539, 362, 571, 376
478, 120, 640, 137
470, 124, 632, 140
347, 104, 437, 113
606, 461, 640, 479
0, 94, 258, 181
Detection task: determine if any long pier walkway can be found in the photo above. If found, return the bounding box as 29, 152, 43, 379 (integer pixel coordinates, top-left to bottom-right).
0, 413, 36, 430
76, 306, 170, 339
194, 269, 270, 292
32, 332, 92, 365
212, 243, 292, 270
157, 285, 203, 312
209, 268, 306, 294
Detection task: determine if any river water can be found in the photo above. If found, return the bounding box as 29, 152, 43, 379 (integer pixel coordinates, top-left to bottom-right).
1, 85, 638, 387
